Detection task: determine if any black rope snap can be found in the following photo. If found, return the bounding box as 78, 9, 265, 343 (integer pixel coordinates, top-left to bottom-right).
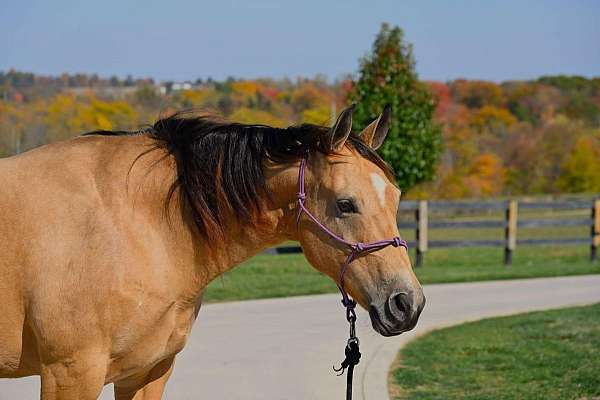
333, 309, 362, 400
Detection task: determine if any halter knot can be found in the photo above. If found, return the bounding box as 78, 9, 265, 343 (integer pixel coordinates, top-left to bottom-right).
354, 242, 365, 252
297, 192, 306, 201
392, 237, 403, 248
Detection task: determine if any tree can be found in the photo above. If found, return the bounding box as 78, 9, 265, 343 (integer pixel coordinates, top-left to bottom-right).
463, 153, 506, 197
450, 80, 504, 109
557, 135, 600, 193
470, 105, 517, 135
44, 94, 137, 142
349, 23, 442, 190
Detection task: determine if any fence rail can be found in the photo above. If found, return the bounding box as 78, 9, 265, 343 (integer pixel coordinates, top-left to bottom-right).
405, 198, 600, 266
269, 197, 600, 266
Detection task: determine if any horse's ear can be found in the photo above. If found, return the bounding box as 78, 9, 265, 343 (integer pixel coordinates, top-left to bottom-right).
327, 105, 354, 152
360, 105, 391, 150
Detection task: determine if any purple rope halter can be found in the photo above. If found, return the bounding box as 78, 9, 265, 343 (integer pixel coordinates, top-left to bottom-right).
295, 158, 408, 321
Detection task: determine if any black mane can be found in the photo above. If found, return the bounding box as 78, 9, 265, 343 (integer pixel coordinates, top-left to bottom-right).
87, 111, 393, 240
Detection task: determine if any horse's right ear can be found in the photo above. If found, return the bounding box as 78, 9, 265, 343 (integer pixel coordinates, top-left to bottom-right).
359, 105, 391, 150
327, 105, 354, 152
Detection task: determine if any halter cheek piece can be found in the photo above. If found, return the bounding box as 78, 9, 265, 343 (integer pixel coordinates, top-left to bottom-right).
295, 157, 408, 400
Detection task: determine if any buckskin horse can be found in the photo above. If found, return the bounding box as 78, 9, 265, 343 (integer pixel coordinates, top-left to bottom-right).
0, 105, 425, 399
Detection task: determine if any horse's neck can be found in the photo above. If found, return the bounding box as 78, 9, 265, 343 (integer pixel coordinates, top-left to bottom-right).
128, 138, 299, 288
196, 162, 300, 281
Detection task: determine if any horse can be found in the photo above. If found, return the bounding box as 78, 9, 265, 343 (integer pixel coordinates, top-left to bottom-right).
0, 105, 425, 399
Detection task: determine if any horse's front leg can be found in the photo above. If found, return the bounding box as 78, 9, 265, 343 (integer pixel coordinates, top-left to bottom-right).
39, 348, 108, 400
113, 356, 175, 400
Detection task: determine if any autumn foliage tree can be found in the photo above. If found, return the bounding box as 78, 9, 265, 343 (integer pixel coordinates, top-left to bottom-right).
557, 135, 600, 193
349, 23, 442, 191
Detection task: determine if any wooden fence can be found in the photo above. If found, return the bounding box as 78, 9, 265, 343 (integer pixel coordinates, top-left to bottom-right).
270, 197, 600, 266
398, 198, 600, 266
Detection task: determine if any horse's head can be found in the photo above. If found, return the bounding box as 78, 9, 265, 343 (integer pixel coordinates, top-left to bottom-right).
296, 106, 425, 336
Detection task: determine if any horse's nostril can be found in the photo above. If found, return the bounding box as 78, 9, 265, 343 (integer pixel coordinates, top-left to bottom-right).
371, 292, 422, 336
394, 294, 408, 314
390, 292, 411, 320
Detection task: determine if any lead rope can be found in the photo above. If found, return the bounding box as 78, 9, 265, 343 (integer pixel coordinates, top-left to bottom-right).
295, 157, 408, 400
332, 248, 361, 400
333, 294, 361, 400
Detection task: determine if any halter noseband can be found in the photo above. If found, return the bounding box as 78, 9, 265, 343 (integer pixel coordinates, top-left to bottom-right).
295, 158, 408, 316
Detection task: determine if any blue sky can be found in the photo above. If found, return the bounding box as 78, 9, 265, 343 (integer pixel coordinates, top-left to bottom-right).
1, 0, 599, 82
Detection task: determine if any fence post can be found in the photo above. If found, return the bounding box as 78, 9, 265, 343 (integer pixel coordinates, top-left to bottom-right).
592, 199, 600, 263
415, 200, 428, 267
504, 200, 518, 265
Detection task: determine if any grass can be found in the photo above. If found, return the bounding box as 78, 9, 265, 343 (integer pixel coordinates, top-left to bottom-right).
410, 245, 598, 284
390, 303, 600, 400
204, 253, 336, 302
203, 245, 599, 303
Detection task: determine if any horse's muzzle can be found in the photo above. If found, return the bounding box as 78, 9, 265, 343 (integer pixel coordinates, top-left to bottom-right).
368, 289, 425, 336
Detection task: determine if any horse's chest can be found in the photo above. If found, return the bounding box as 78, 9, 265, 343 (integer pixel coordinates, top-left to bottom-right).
155, 307, 194, 355
109, 301, 197, 379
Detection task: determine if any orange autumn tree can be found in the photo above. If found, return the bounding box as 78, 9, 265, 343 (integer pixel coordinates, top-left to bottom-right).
463, 153, 506, 197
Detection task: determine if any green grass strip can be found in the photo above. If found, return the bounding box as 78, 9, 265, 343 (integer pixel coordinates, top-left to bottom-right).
204, 246, 599, 303
391, 303, 600, 400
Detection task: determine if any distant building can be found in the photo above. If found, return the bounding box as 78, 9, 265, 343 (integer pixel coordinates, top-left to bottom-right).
159, 81, 194, 94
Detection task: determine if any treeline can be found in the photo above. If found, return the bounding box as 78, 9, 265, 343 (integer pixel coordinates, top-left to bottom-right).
0, 69, 155, 97
0, 70, 598, 197
425, 76, 600, 197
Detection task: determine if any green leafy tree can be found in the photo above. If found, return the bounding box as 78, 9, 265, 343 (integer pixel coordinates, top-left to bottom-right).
349, 23, 442, 190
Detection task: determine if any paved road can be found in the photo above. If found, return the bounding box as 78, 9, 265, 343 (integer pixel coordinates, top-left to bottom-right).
2, 274, 600, 400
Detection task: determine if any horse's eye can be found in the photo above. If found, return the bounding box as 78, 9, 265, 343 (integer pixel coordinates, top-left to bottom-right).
336, 199, 357, 214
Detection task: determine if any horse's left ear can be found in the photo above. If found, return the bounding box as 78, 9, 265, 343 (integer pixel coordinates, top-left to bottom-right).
327, 105, 354, 152
360, 105, 391, 150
